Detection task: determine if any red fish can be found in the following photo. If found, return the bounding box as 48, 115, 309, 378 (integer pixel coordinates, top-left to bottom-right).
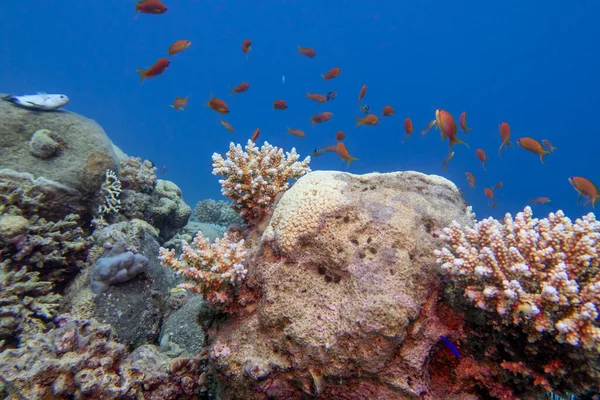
355, 114, 379, 127
441, 152, 455, 172
230, 82, 249, 95
251, 128, 260, 142
336, 142, 358, 166
135, 0, 167, 15
170, 95, 189, 110
530, 197, 551, 205
297, 45, 316, 58
403, 118, 413, 143
436, 109, 469, 149
459, 112, 473, 136
542, 139, 557, 153
489, 202, 498, 209
204, 93, 229, 114
286, 127, 305, 138
321, 67, 341, 80
335, 131, 345, 141
220, 120, 234, 134
498, 122, 513, 157
517, 137, 550, 165
465, 172, 476, 188
493, 181, 503, 190
273, 100, 288, 110
311, 112, 333, 127
569, 176, 600, 208
136, 58, 170, 83
306, 93, 328, 103
484, 187, 494, 200
168, 40, 191, 56
475, 149, 488, 170
242, 39, 252, 59
382, 106, 395, 117
358, 84, 367, 104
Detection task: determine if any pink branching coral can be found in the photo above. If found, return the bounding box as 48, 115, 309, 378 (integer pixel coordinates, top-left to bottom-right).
434, 206, 600, 351
212, 140, 311, 223
158, 231, 248, 307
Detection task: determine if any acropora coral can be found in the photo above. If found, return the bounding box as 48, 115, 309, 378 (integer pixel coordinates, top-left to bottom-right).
211, 140, 311, 224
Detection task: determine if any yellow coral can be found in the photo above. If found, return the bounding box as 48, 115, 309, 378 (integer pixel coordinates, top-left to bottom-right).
435, 206, 600, 351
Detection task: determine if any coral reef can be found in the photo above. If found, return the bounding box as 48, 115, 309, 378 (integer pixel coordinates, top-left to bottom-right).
159, 231, 248, 311
193, 198, 244, 227
211, 140, 311, 224
119, 156, 157, 194
151, 179, 192, 242
90, 242, 149, 293
29, 128, 66, 159
97, 169, 122, 216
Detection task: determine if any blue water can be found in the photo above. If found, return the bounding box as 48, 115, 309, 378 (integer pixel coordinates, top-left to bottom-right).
2, 1, 599, 221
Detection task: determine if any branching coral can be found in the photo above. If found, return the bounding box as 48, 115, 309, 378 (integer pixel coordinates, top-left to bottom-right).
120, 156, 157, 194
97, 169, 122, 215
435, 206, 600, 351
211, 140, 311, 223
158, 231, 247, 308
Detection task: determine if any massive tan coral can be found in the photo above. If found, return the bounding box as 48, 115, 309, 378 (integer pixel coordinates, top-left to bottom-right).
211, 140, 311, 224
435, 206, 600, 351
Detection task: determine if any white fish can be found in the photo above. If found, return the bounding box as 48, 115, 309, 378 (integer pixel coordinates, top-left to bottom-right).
2, 92, 69, 110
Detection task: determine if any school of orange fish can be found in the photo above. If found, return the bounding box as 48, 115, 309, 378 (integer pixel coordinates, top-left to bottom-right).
134, 0, 600, 210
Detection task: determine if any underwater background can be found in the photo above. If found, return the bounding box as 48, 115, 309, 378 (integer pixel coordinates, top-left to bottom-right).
2, 1, 599, 219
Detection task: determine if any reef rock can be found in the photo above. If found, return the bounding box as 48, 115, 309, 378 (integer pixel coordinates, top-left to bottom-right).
0, 97, 119, 194
209, 170, 474, 399
151, 180, 192, 243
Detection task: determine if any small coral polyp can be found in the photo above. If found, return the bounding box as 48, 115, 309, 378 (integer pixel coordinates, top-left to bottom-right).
211, 140, 311, 224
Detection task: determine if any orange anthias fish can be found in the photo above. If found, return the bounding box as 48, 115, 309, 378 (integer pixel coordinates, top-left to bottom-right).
436, 109, 469, 149
204, 93, 229, 114
170, 95, 189, 110
403, 118, 413, 143
230, 82, 250, 95
475, 149, 488, 170
336, 142, 358, 166
306, 93, 328, 103
220, 120, 234, 134
441, 152, 455, 172
136, 58, 170, 83
498, 122, 513, 157
297, 45, 316, 58
251, 128, 260, 142
465, 172, 476, 188
530, 197, 551, 205
321, 67, 342, 80
286, 127, 305, 138
135, 0, 167, 15
335, 131, 345, 141
542, 139, 557, 153
493, 181, 503, 190
459, 112, 473, 136
311, 112, 333, 127
168, 40, 191, 56
358, 84, 367, 104
490, 202, 498, 209
355, 114, 380, 128
242, 39, 252, 59
569, 176, 600, 208
273, 100, 288, 110
517, 137, 550, 165
382, 106, 395, 117
421, 120, 437, 136
484, 187, 494, 200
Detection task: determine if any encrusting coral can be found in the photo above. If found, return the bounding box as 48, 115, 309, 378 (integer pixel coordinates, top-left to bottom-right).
193, 198, 243, 227
158, 231, 247, 310
211, 140, 311, 224
119, 156, 157, 194
435, 206, 600, 350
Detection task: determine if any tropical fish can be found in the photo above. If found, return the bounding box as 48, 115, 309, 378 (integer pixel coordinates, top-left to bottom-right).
498, 122, 513, 157
242, 39, 252, 59
306, 93, 328, 103
311, 112, 333, 127
355, 114, 379, 127
311, 145, 337, 157
335, 131, 345, 141
568, 176, 600, 208
204, 93, 229, 114
2, 93, 69, 110
440, 336, 460, 359
530, 197, 551, 205
436, 109, 469, 149
484, 187, 494, 200
135, 0, 167, 15
421, 120, 436, 136
382, 105, 395, 117
358, 84, 367, 104
459, 112, 473, 136
542, 139, 557, 153
492, 181, 503, 190
251, 128, 260, 142
136, 58, 170, 83
336, 142, 358, 166
475, 149, 488, 170
297, 45, 316, 58
441, 152, 455, 172
220, 120, 234, 133
230, 82, 250, 94
286, 127, 305, 138
359, 104, 370, 114
326, 91, 337, 101
403, 118, 413, 143
273, 100, 288, 110
321, 67, 341, 80
170, 95, 189, 110
168, 40, 191, 56
160, 165, 168, 174
465, 172, 476, 188
490, 202, 498, 208
517, 137, 550, 165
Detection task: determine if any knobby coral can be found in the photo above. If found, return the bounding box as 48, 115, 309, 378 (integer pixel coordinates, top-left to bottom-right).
158, 231, 248, 308
119, 156, 157, 194
211, 140, 311, 224
435, 206, 600, 351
